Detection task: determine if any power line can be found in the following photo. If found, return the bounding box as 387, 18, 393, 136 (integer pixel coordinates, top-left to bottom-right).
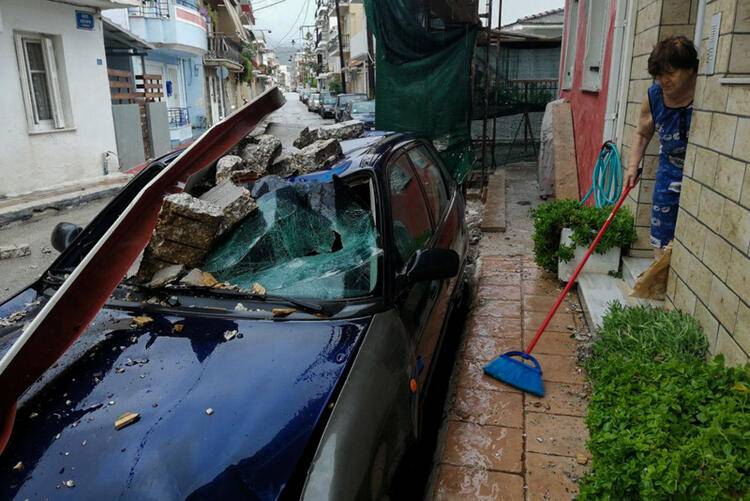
269, 0, 312, 50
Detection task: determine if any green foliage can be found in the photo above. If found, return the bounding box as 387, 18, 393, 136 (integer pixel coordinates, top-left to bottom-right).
580, 304, 750, 500
240, 45, 255, 84
328, 75, 342, 95
531, 199, 637, 273
308, 78, 318, 89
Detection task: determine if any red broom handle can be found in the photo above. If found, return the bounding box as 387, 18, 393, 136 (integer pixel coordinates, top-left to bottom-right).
525, 175, 639, 354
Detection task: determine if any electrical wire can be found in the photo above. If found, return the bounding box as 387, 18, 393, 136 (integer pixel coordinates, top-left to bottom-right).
269, 0, 312, 50
580, 141, 624, 208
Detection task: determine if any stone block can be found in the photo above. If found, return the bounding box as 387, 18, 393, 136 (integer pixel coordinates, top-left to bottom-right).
720, 199, 750, 252
137, 193, 224, 281
634, 25, 660, 56
727, 248, 750, 303
286, 139, 344, 175
715, 326, 749, 366
701, 76, 730, 112
674, 210, 706, 256
729, 35, 750, 73
727, 85, 750, 116
636, 0, 662, 33
694, 299, 719, 347
735, 0, 750, 32
714, 156, 744, 201
680, 177, 701, 215
147, 264, 185, 288
552, 101, 579, 199
708, 113, 738, 156
673, 275, 697, 314
199, 182, 257, 234
631, 54, 653, 80
698, 185, 725, 230
702, 229, 732, 280
293, 120, 364, 149
240, 133, 282, 177
709, 274, 740, 331
735, 301, 750, 355
692, 147, 719, 186
684, 248, 714, 299
742, 163, 750, 209
684, 144, 698, 177
215, 155, 244, 185
661, 0, 690, 24
690, 110, 712, 147
733, 118, 750, 162
0, 244, 31, 260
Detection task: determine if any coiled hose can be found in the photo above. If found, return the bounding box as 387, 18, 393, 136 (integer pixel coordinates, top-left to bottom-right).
580, 141, 623, 208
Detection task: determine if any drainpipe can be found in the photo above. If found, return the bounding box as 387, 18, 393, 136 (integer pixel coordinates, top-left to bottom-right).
335, 0, 347, 93
693, 0, 707, 50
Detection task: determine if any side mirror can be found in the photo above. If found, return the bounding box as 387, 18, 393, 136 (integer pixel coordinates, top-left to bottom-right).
403, 248, 459, 286
51, 222, 83, 252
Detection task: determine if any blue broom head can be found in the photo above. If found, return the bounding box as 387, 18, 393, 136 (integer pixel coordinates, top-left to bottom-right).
484, 351, 545, 397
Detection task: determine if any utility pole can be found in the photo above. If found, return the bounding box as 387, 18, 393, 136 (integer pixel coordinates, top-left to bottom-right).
334, 0, 347, 93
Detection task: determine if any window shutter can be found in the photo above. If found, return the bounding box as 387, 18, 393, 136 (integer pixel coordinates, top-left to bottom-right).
42, 37, 65, 129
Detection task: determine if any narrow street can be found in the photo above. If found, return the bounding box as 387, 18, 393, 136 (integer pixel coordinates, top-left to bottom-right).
266, 92, 333, 149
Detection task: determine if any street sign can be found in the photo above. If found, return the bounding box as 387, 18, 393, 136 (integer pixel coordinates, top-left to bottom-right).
75, 11, 94, 30
217, 66, 229, 80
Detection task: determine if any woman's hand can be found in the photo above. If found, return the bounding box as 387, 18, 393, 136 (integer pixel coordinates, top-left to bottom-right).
624, 165, 640, 188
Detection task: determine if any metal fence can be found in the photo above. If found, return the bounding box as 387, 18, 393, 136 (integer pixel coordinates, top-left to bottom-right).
168, 107, 190, 128
128, 0, 169, 18
175, 0, 199, 9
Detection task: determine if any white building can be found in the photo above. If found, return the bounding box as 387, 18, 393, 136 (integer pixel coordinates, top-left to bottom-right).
0, 0, 137, 197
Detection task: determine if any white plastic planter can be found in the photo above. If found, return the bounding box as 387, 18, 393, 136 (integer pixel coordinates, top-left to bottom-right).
558, 228, 621, 282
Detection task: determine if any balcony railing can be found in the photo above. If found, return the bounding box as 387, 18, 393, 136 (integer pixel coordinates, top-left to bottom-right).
205, 33, 244, 67
328, 33, 350, 53
128, 0, 169, 18
175, 0, 199, 9
168, 107, 190, 128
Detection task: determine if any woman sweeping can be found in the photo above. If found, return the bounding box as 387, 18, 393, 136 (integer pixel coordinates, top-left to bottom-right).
624, 35, 699, 259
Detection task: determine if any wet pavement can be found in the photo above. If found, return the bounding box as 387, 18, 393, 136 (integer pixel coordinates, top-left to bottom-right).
266, 92, 334, 150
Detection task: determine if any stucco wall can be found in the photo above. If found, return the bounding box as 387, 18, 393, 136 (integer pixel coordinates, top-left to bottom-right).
667, 0, 750, 366
0, 0, 118, 196
559, 0, 618, 200
619, 0, 699, 257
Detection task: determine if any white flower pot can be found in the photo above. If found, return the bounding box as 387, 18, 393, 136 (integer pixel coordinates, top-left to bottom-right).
558, 227, 621, 282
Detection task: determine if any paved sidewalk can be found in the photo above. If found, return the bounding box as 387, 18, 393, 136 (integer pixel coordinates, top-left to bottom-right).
429, 165, 592, 500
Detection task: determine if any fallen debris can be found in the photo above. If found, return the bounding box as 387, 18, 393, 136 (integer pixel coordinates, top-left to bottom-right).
576, 453, 588, 465
64, 479, 75, 488
205, 408, 214, 416
250, 282, 266, 296
223, 330, 238, 341
272, 308, 297, 318
180, 269, 219, 287
13, 461, 23, 472
147, 264, 185, 288
0, 310, 28, 327
114, 412, 140, 430
137, 193, 225, 281
241, 134, 282, 176
285, 139, 343, 176
198, 182, 257, 234
131, 315, 153, 328
0, 244, 31, 260
293, 120, 364, 149
215, 155, 244, 185
172, 323, 184, 333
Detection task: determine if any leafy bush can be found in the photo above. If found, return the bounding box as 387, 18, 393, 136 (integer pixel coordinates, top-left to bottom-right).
580, 303, 750, 500
531, 199, 637, 273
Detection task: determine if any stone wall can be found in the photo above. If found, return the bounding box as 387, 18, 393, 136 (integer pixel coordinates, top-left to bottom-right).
619, 0, 699, 257
668, 0, 750, 365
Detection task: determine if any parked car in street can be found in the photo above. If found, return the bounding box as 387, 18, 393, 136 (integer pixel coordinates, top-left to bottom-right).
307, 92, 321, 113
319, 94, 337, 118
334, 93, 368, 122
343, 99, 376, 129
0, 89, 469, 500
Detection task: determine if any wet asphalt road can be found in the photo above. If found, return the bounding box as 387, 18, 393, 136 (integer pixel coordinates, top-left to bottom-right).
266, 92, 334, 150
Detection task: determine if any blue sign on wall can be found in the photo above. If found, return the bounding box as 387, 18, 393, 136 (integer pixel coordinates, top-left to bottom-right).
76, 11, 95, 30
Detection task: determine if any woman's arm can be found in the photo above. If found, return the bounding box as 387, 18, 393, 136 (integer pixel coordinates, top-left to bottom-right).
624, 95, 655, 187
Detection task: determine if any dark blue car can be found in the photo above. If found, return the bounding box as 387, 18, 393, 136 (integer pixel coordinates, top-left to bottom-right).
0, 130, 468, 499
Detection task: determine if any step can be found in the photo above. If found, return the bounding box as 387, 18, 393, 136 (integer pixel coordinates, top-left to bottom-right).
577, 272, 664, 330
622, 256, 654, 288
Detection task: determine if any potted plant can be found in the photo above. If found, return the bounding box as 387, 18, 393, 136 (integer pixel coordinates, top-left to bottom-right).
531, 199, 637, 281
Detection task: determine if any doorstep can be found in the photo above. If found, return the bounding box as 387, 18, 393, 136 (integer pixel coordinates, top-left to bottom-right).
0, 173, 130, 228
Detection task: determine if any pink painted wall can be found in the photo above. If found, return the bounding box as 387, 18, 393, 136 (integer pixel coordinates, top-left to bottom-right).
559, 0, 618, 199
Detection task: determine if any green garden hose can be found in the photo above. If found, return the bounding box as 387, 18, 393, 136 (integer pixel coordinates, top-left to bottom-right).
580, 141, 623, 208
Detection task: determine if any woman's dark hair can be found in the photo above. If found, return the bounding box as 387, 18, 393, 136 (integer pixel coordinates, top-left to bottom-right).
648, 35, 699, 76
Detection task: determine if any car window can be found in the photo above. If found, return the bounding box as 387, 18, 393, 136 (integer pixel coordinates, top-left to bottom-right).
388, 155, 433, 265
406, 146, 449, 220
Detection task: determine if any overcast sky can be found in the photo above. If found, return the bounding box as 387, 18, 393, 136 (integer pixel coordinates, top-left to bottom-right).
257, 0, 565, 55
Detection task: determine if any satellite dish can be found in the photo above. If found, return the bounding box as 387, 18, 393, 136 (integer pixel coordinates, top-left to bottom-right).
217, 66, 229, 80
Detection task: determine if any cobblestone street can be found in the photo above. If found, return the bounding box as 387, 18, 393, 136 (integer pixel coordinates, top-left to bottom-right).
429, 164, 592, 500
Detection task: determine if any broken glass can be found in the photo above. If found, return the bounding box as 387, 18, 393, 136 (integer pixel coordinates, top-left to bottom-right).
203, 177, 381, 300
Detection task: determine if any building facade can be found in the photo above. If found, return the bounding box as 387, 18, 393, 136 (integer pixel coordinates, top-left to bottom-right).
0, 0, 138, 197
559, 0, 750, 365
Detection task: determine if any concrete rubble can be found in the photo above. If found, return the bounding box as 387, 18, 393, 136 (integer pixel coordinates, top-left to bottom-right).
199, 182, 257, 234
283, 139, 344, 176
293, 120, 365, 149
0, 244, 31, 260
214, 155, 244, 185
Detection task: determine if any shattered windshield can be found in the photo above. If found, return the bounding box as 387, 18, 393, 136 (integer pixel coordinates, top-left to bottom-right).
201, 176, 382, 300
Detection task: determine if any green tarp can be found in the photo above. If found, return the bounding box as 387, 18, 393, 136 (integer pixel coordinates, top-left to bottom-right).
364, 0, 478, 183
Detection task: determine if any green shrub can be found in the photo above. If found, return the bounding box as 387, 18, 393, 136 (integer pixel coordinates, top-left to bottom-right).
531, 199, 637, 273
580, 304, 750, 500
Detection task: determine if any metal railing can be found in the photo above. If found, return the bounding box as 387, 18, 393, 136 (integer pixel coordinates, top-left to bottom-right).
205, 33, 244, 66
327, 33, 350, 53
128, 0, 169, 18
168, 107, 190, 128
175, 0, 199, 9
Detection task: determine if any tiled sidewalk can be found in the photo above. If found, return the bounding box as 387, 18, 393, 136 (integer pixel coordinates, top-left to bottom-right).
431, 255, 591, 500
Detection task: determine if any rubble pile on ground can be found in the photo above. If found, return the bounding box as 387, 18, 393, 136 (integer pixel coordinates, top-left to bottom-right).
137, 121, 368, 286
293, 120, 365, 149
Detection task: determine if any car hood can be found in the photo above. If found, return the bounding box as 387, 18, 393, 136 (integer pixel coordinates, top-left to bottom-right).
0, 301, 369, 500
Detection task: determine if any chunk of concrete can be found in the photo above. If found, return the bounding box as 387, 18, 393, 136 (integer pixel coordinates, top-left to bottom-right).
147, 264, 185, 288
286, 139, 344, 175
241, 134, 282, 177
215, 155, 244, 185
293, 120, 364, 149
199, 182, 257, 233
0, 244, 31, 260
293, 126, 318, 149
137, 193, 224, 281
